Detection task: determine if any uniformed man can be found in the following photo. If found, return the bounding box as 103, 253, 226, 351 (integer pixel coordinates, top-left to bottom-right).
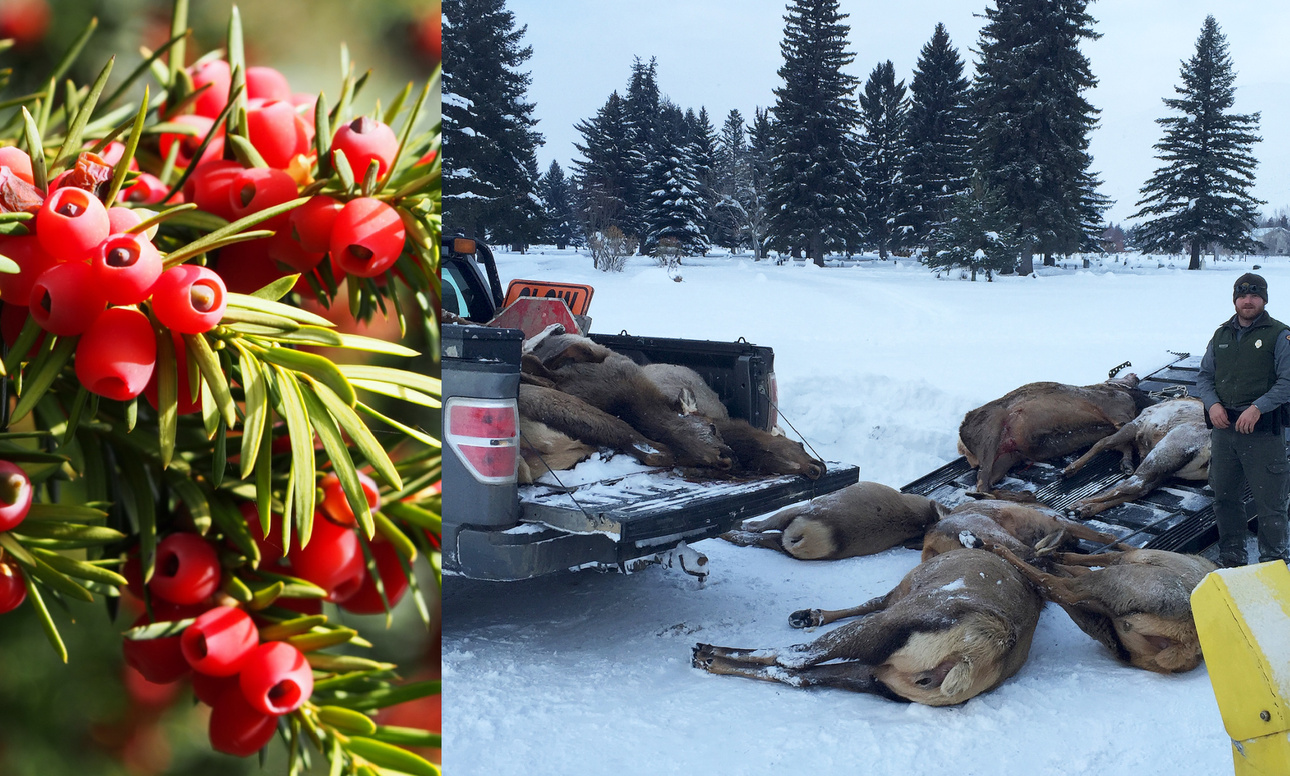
1195, 272, 1290, 567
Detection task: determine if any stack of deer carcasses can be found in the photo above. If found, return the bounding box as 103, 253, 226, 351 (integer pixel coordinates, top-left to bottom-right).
516, 332, 824, 483
695, 378, 1219, 706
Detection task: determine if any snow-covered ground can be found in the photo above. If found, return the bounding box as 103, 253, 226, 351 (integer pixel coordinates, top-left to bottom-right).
443, 248, 1281, 775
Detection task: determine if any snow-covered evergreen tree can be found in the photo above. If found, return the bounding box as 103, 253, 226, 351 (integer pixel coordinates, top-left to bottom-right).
442, 0, 543, 241
972, 0, 1105, 274
926, 173, 1020, 281
746, 109, 775, 260
642, 103, 710, 257
622, 57, 661, 243
710, 109, 751, 251
572, 91, 645, 240
1132, 16, 1262, 269
539, 160, 579, 249
767, 0, 863, 266
901, 23, 971, 245
858, 60, 909, 259
688, 107, 720, 245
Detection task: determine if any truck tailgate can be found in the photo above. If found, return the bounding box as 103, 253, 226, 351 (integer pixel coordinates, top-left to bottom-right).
522, 461, 860, 545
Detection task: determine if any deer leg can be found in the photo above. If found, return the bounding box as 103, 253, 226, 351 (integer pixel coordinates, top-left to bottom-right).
693, 651, 903, 699
720, 529, 790, 553
1064, 422, 1138, 477
741, 505, 806, 533
1072, 427, 1203, 518
788, 592, 890, 629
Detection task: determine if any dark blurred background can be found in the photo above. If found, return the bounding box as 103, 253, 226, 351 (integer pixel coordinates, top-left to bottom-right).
0, 0, 441, 773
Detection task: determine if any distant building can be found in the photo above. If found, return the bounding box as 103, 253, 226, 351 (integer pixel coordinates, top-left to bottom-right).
1253, 227, 1290, 255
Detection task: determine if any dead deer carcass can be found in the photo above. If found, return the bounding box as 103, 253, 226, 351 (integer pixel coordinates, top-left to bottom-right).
1062, 397, 1210, 519
713, 417, 825, 480
518, 383, 674, 470
522, 339, 735, 471
989, 545, 1216, 673
692, 549, 1043, 706
922, 499, 1126, 562
723, 481, 944, 559
641, 362, 729, 420
958, 376, 1151, 491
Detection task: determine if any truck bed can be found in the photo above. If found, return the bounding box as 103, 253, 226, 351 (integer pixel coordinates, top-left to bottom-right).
902, 353, 1246, 555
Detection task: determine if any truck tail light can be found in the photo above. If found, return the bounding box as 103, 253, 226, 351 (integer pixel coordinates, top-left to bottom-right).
446, 398, 518, 484
766, 371, 779, 431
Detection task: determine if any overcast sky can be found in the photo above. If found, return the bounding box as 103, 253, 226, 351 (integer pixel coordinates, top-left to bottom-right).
505, 0, 1290, 225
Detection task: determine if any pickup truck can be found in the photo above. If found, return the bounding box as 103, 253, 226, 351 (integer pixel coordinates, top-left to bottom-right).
441, 238, 860, 581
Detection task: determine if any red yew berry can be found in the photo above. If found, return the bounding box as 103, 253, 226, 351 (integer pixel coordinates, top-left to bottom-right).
159, 114, 226, 168
149, 533, 221, 605
107, 206, 144, 233
246, 66, 291, 102
0, 146, 35, 184
120, 172, 171, 205
96, 140, 139, 172
329, 197, 406, 278
0, 460, 33, 531
29, 261, 107, 336
227, 167, 296, 227
75, 306, 157, 400
238, 641, 313, 715
208, 684, 279, 757
0, 235, 56, 304
319, 470, 379, 527
246, 99, 310, 169
36, 186, 111, 260
189, 58, 232, 119
143, 331, 201, 415
0, 562, 26, 613
339, 537, 410, 615
181, 605, 259, 676
92, 232, 163, 305
287, 512, 365, 602
151, 264, 228, 334
185, 160, 243, 221
191, 670, 237, 707
122, 612, 192, 684
213, 238, 289, 295
330, 117, 398, 180
266, 230, 323, 274
288, 195, 342, 253
240, 501, 286, 564
122, 663, 185, 708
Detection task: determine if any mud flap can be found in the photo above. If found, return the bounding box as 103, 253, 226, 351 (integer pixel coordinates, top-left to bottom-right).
1191, 560, 1290, 775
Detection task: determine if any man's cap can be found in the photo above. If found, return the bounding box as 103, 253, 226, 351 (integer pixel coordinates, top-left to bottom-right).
1234, 272, 1268, 303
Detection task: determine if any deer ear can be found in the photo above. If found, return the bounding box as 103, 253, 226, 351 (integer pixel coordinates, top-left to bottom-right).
679, 387, 698, 415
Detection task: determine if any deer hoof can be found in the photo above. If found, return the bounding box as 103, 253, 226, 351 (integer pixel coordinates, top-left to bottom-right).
789, 608, 824, 629
692, 643, 716, 669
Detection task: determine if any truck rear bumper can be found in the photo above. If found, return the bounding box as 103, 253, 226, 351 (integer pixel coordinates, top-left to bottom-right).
446, 462, 860, 581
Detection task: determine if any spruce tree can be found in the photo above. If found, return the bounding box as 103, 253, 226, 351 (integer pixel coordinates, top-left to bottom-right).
926, 173, 1020, 281
443, 0, 543, 241
689, 107, 720, 245
642, 103, 710, 256
622, 57, 661, 243
747, 108, 775, 260
539, 160, 578, 249
1132, 16, 1262, 269
972, 0, 1105, 274
858, 60, 909, 259
711, 109, 751, 251
767, 0, 863, 266
572, 91, 645, 240
902, 23, 971, 245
